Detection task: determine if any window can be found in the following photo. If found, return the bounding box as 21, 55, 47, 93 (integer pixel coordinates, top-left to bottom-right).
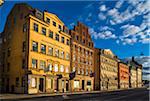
22, 41, 26, 52
49, 30, 53, 38
16, 77, 19, 87
66, 67, 69, 73
86, 69, 88, 75
53, 21, 56, 27
33, 23, 38, 32
78, 57, 80, 63
23, 23, 27, 32
55, 49, 59, 57
46, 17, 50, 23
41, 44, 46, 54
31, 78, 36, 88
61, 51, 64, 59
7, 63, 10, 71
60, 65, 64, 72
54, 64, 58, 72
32, 41, 38, 52
48, 63, 52, 71
47, 79, 53, 89
66, 53, 69, 60
40, 60, 46, 69
78, 68, 80, 74
72, 67, 76, 72
48, 47, 53, 56
81, 68, 84, 75
32, 59, 37, 68
87, 80, 91, 85
83, 32, 85, 35
73, 55, 76, 61
22, 59, 25, 69
66, 39, 70, 45
42, 27, 46, 35
76, 35, 79, 41
58, 25, 62, 30
74, 80, 79, 88
55, 33, 59, 41
61, 37, 64, 43
8, 48, 11, 57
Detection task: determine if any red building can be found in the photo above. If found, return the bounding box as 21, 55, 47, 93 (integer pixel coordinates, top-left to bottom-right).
118, 62, 129, 89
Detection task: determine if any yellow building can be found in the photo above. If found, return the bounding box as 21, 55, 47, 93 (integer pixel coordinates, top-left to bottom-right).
1, 3, 71, 94
94, 48, 118, 90
70, 22, 94, 91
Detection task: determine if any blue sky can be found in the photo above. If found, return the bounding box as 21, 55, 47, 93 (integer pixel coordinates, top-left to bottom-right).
0, 0, 149, 59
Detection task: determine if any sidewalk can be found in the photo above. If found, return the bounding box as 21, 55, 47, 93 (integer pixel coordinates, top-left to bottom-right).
0, 88, 140, 100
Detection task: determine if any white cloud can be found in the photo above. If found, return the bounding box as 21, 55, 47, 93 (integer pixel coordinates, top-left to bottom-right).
99, 26, 114, 31
121, 24, 141, 36
122, 37, 137, 45
89, 28, 117, 40
115, 0, 124, 8
98, 13, 106, 20
139, 38, 150, 44
107, 0, 150, 25
116, 40, 120, 44
99, 5, 107, 11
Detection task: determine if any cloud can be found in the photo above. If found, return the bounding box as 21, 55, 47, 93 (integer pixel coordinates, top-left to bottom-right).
116, 40, 120, 44
89, 28, 117, 40
98, 13, 106, 20
99, 26, 114, 31
121, 24, 141, 37
139, 38, 150, 44
122, 37, 137, 45
107, 0, 150, 25
99, 5, 107, 11
115, 0, 124, 8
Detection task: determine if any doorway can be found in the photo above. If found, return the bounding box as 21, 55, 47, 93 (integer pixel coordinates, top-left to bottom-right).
39, 78, 44, 92
66, 80, 69, 91
82, 80, 84, 90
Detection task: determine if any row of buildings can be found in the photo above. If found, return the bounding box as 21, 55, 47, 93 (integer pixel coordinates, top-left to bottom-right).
0, 3, 142, 94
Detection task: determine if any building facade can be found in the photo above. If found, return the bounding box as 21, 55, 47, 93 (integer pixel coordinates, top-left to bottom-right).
118, 62, 129, 89
94, 48, 118, 90
1, 3, 71, 94
70, 22, 94, 91
129, 63, 137, 88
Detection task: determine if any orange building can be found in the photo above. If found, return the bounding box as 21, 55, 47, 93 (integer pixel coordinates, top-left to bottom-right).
118, 62, 129, 89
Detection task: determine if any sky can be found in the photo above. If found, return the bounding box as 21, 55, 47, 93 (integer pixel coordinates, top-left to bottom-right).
0, 0, 149, 59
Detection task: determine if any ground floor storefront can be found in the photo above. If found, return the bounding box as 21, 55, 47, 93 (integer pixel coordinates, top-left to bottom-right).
70, 75, 94, 92
100, 79, 118, 90
28, 74, 70, 94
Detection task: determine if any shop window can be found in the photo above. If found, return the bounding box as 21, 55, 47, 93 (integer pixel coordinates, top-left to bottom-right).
74, 80, 79, 88
16, 77, 19, 87
31, 78, 36, 88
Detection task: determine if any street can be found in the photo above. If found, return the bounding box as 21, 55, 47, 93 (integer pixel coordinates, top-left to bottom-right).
2, 88, 149, 101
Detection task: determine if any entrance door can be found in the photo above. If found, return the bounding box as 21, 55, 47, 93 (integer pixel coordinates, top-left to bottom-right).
66, 80, 69, 91
82, 80, 84, 90
39, 78, 44, 92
